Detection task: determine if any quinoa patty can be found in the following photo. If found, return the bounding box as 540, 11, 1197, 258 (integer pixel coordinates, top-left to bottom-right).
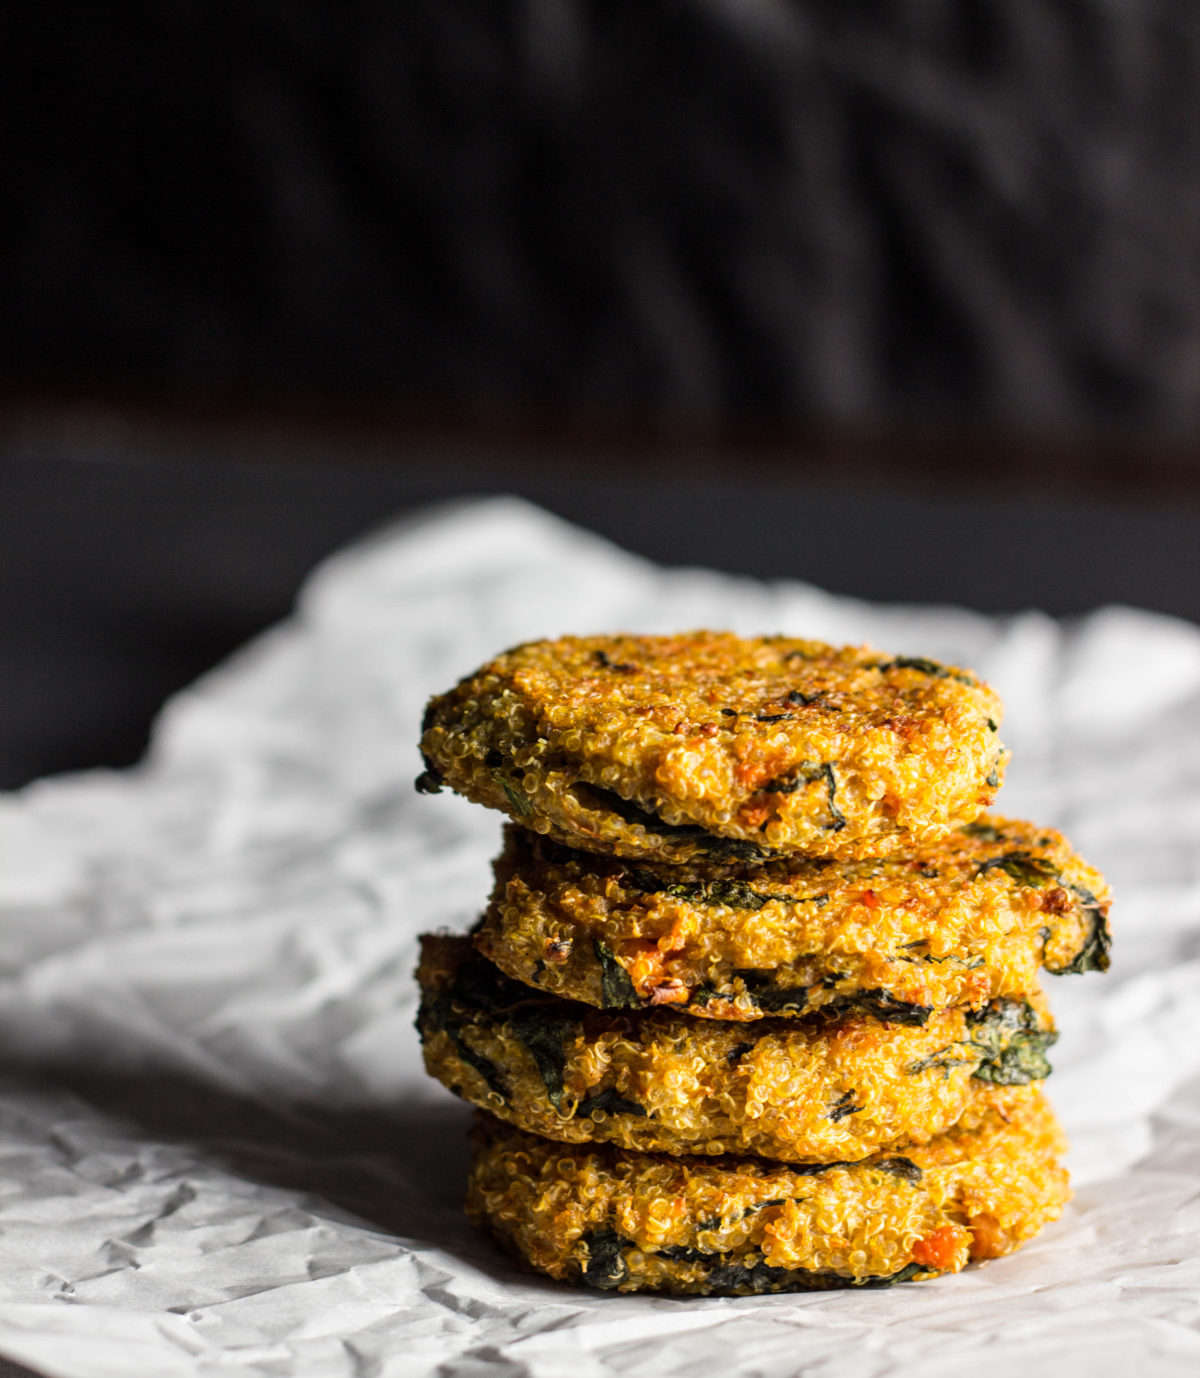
417, 633, 1007, 863
466, 1090, 1069, 1294
418, 935, 1054, 1164
476, 817, 1110, 1020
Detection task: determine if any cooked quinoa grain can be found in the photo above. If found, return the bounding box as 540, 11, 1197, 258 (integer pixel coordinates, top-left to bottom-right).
418, 936, 1054, 1163
466, 1090, 1069, 1294
476, 818, 1110, 1020
417, 633, 1007, 862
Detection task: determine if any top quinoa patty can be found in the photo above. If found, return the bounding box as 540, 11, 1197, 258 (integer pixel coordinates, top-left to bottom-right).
417, 633, 1007, 862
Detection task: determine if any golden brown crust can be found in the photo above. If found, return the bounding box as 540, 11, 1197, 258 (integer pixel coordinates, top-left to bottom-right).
475, 817, 1111, 1019
465, 1091, 1070, 1294
417, 935, 1055, 1164
418, 633, 1008, 862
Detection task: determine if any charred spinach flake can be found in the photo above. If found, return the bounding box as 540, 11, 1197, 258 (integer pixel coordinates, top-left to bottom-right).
761, 761, 846, 832
572, 783, 774, 862
1045, 889, 1112, 974
962, 821, 1007, 843
581, 1229, 629, 1289
977, 851, 1059, 888
414, 756, 444, 794
726, 1040, 756, 1066
593, 649, 637, 672
647, 1248, 928, 1293
819, 989, 933, 1026
985, 768, 1000, 787
878, 657, 975, 687
733, 969, 810, 1015
593, 940, 640, 1008
899, 947, 984, 971
828, 1090, 863, 1122
865, 1262, 926, 1287
495, 772, 533, 817
752, 986, 810, 1015
573, 783, 673, 829
986, 717, 999, 732
696, 1196, 795, 1231
967, 1000, 1056, 1084
876, 1157, 923, 1183
625, 869, 826, 913
665, 879, 773, 910
755, 711, 794, 723
906, 1044, 978, 1077
699, 836, 778, 863
576, 1087, 647, 1119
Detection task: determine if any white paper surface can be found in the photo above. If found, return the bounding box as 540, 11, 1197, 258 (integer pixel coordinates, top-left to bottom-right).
1, 496, 1198, 1378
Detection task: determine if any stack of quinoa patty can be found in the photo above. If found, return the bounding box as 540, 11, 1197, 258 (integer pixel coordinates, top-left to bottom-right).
415, 633, 1111, 1295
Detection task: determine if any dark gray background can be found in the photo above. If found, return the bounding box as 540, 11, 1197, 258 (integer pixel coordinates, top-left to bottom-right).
3, 415, 1197, 792
6, 2, 1200, 444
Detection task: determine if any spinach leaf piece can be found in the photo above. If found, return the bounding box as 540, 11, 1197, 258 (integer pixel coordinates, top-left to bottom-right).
507, 1006, 577, 1111
731, 969, 811, 1016
417, 995, 509, 1101
495, 771, 534, 817
877, 657, 976, 687
428, 953, 582, 1106
819, 989, 933, 1026
876, 1157, 923, 1183
967, 1000, 1057, 1084
669, 878, 771, 909
593, 650, 636, 672
906, 1044, 978, 1077
961, 821, 1007, 843
1044, 888, 1112, 975
448, 953, 525, 1016
698, 835, 778, 863
571, 783, 774, 863
650, 1247, 928, 1293
760, 762, 846, 832
576, 1088, 647, 1119
593, 940, 640, 1008
976, 851, 1060, 888
751, 986, 811, 1015
861, 1261, 926, 1287
626, 870, 827, 913
827, 1091, 863, 1122
581, 1229, 629, 1289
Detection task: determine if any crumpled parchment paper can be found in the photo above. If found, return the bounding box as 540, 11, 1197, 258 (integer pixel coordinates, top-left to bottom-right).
1, 497, 1198, 1378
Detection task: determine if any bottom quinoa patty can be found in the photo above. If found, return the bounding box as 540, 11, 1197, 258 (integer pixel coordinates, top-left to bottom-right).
466, 1090, 1069, 1295
419, 935, 1055, 1163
